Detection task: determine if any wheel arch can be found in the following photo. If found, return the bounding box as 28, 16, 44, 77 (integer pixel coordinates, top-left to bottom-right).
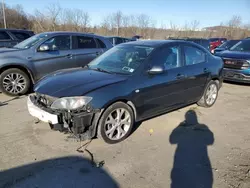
0, 64, 35, 84
92, 99, 137, 137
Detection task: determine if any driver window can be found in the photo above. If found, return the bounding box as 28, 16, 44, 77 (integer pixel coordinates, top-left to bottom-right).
152, 46, 180, 70
42, 35, 70, 50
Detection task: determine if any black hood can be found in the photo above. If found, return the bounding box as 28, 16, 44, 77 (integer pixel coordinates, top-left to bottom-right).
34, 68, 128, 97
217, 50, 250, 60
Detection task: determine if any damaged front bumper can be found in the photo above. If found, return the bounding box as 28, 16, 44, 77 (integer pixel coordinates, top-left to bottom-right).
27, 95, 101, 139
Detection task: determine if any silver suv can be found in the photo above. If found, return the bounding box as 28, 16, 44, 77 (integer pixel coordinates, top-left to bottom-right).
0, 32, 113, 96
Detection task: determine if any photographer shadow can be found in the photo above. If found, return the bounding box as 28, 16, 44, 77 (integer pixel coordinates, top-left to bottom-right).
170, 110, 214, 188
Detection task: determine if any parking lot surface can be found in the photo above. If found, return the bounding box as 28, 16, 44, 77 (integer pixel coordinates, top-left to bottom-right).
0, 83, 250, 188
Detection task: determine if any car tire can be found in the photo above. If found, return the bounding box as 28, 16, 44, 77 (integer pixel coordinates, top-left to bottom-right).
97, 102, 135, 144
0, 68, 31, 96
197, 80, 219, 108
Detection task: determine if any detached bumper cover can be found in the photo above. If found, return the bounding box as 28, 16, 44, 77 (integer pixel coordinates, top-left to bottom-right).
223, 68, 250, 83
27, 96, 59, 124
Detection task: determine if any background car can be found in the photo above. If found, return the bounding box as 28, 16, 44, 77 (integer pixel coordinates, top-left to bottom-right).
185, 38, 211, 52
212, 40, 240, 54
105, 36, 134, 46
27, 40, 223, 144
0, 31, 113, 96
0, 29, 34, 48
209, 38, 227, 51
168, 38, 211, 52
216, 39, 250, 83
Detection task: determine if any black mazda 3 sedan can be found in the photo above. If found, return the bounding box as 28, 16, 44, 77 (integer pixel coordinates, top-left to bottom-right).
27, 40, 223, 144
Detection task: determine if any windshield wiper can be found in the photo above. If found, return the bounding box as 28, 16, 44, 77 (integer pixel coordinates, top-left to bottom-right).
87, 66, 113, 74
95, 67, 113, 74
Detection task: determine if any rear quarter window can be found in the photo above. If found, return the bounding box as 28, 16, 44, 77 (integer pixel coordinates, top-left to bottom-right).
0, 31, 11, 40
11, 32, 31, 40
96, 38, 106, 48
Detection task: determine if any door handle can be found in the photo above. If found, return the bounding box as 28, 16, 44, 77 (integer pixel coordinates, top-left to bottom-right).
66, 54, 73, 59
96, 52, 101, 56
176, 74, 186, 80
204, 68, 210, 73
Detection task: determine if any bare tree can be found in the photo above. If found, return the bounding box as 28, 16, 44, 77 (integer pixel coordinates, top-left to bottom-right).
112, 11, 123, 35
46, 3, 61, 31
0, 3, 31, 29
62, 9, 90, 32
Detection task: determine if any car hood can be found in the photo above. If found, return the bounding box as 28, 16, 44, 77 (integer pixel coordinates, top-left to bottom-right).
34, 68, 128, 97
217, 50, 250, 60
0, 47, 24, 53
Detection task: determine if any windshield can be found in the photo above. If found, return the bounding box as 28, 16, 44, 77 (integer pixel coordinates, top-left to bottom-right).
230, 40, 250, 52
88, 45, 154, 75
218, 40, 239, 49
14, 33, 49, 49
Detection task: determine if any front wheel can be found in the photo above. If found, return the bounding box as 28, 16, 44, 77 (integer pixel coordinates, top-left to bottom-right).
97, 102, 135, 144
197, 80, 219, 108
0, 68, 31, 96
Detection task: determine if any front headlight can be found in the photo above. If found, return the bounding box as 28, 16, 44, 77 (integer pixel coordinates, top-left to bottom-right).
51, 96, 92, 110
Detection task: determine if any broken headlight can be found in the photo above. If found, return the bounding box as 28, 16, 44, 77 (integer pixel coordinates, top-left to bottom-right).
51, 96, 92, 110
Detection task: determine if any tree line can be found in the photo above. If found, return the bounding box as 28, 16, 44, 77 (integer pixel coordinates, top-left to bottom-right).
0, 3, 249, 39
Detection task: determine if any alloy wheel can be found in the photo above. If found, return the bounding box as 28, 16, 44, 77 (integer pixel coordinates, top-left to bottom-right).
2, 73, 26, 94
104, 108, 132, 140
205, 83, 218, 105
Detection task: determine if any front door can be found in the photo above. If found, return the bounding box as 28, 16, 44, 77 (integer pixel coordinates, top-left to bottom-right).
135, 44, 188, 119
32, 35, 77, 80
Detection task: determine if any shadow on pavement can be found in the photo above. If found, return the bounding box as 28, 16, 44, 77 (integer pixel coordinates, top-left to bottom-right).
170, 110, 214, 188
0, 156, 119, 188
0, 96, 21, 107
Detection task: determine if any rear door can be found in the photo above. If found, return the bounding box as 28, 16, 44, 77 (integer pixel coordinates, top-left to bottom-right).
72, 35, 103, 67
182, 45, 210, 103
32, 35, 76, 80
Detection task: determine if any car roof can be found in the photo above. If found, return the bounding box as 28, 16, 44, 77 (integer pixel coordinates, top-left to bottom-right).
40, 31, 104, 38
119, 40, 193, 47
105, 36, 132, 39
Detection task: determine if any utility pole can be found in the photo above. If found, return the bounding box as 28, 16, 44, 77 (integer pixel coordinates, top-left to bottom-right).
2, 0, 6, 29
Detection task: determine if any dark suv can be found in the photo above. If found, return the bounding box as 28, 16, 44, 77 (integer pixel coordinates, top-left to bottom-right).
105, 36, 134, 46
0, 32, 113, 96
0, 29, 34, 48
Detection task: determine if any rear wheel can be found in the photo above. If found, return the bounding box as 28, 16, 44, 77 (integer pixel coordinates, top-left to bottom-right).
0, 68, 30, 96
97, 102, 135, 144
197, 80, 219, 108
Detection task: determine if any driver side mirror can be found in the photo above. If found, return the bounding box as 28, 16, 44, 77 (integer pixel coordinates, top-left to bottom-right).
147, 66, 164, 75
38, 44, 50, 52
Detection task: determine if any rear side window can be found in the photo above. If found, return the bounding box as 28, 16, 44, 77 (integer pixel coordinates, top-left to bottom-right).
11, 32, 31, 40
184, 46, 206, 65
75, 36, 97, 49
0, 31, 11, 40
96, 38, 106, 48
